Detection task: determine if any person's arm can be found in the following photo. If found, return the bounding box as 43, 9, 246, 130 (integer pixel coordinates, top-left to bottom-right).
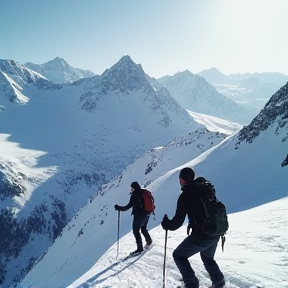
116, 194, 137, 211
162, 194, 187, 231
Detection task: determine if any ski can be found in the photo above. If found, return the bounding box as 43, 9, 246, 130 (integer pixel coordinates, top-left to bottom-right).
118, 243, 155, 261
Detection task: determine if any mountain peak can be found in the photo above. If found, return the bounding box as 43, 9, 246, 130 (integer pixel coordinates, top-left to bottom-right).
118, 55, 133, 64
175, 70, 194, 77
24, 57, 95, 84
44, 57, 70, 70
0, 59, 49, 85
198, 67, 226, 77
53, 56, 65, 62
204, 67, 223, 73
157, 71, 257, 125
157, 70, 194, 83
101, 55, 148, 92
105, 55, 142, 74
0, 59, 25, 72
197, 67, 229, 84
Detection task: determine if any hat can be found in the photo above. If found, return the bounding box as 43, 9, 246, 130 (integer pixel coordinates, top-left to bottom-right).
179, 167, 195, 182
131, 181, 141, 190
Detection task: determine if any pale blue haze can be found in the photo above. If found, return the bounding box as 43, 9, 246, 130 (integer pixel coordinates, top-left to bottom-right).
0, 0, 287, 78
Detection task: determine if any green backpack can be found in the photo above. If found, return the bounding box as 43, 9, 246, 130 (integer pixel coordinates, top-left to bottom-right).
192, 177, 229, 237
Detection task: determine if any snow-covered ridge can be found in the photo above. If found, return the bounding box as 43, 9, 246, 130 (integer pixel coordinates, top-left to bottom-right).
25, 57, 95, 84
0, 59, 60, 91
186, 110, 242, 135
128, 127, 228, 188
237, 81, 288, 144
0, 71, 29, 104
79, 57, 195, 128
158, 70, 257, 125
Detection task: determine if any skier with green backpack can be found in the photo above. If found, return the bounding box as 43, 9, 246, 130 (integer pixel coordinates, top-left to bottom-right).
161, 167, 228, 288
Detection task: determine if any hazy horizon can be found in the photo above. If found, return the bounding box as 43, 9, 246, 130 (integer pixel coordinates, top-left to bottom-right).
1, 0, 287, 78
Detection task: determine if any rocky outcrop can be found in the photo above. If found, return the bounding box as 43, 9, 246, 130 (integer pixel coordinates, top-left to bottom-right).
237, 82, 288, 144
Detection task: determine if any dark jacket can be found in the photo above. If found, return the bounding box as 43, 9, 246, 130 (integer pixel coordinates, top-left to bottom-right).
117, 188, 148, 215
164, 181, 217, 239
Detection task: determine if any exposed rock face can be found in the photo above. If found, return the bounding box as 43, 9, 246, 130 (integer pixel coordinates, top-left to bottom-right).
0, 166, 26, 199
237, 82, 288, 144
0, 199, 67, 284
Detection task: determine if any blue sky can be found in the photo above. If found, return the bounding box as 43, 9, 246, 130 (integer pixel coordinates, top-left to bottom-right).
1, 0, 288, 78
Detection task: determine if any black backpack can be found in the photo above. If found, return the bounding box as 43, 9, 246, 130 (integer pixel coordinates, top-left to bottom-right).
190, 177, 229, 237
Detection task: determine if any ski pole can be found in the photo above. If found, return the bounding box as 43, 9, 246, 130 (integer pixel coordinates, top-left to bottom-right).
116, 210, 120, 259
163, 229, 168, 288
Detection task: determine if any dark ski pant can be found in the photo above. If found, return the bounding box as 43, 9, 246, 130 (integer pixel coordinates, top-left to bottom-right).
132, 213, 152, 248
173, 235, 225, 288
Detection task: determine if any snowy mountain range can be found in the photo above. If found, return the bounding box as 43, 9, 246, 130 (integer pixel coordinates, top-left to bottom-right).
20, 56, 286, 117
157, 71, 257, 125
20, 81, 288, 288
1, 54, 287, 287
24, 57, 95, 84
0, 59, 59, 101
197, 67, 288, 111
19, 56, 288, 115
0, 55, 210, 286
20, 56, 287, 121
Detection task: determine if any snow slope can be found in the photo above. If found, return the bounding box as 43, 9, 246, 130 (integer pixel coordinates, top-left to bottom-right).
63, 197, 288, 288
20, 83, 288, 287
0, 55, 201, 286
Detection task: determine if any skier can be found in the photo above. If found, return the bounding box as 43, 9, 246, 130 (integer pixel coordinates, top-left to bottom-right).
161, 167, 225, 288
114, 181, 153, 255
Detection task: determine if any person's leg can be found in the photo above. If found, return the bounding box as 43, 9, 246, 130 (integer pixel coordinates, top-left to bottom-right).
132, 215, 143, 252
173, 236, 203, 288
140, 214, 152, 245
200, 238, 225, 288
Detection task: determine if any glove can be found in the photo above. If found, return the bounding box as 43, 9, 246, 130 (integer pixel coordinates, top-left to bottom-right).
161, 214, 169, 230
114, 204, 120, 211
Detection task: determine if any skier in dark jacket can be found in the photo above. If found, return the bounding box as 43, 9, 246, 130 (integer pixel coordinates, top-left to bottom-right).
161, 167, 225, 288
114, 181, 153, 255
